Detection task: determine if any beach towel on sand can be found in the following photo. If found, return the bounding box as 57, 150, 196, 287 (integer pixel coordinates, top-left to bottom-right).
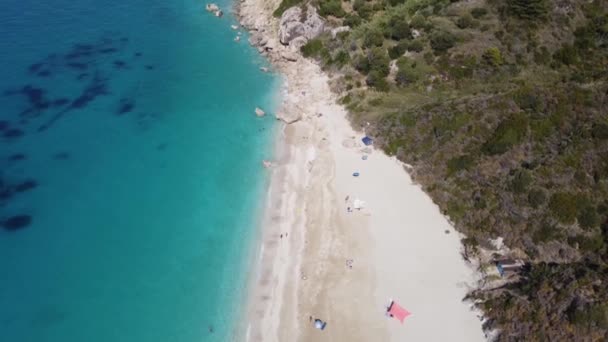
388, 301, 411, 323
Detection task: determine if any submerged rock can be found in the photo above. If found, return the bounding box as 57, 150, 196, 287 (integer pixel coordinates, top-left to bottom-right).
2, 215, 32, 231
205, 4, 223, 17
205, 3, 219, 12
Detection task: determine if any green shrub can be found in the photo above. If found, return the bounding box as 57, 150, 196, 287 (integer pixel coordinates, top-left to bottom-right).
534, 46, 551, 65
366, 70, 390, 91
507, 0, 549, 21
578, 205, 599, 230
354, 53, 371, 74
456, 14, 474, 29
570, 303, 608, 328
344, 14, 362, 28
388, 42, 407, 59
483, 47, 504, 66
447, 155, 474, 176
591, 123, 608, 140
363, 28, 385, 48
471, 7, 488, 19
510, 170, 532, 193
301, 39, 324, 58
354, 0, 373, 20
410, 14, 427, 29
368, 47, 390, 76
482, 114, 529, 155
514, 86, 541, 112
406, 39, 425, 52
532, 222, 560, 243
273, 0, 303, 17
569, 234, 605, 253
388, 0, 406, 6
528, 189, 547, 208
553, 44, 578, 66
319, 0, 346, 18
430, 31, 456, 54
549, 192, 578, 224
395, 66, 417, 87
333, 50, 350, 67
388, 15, 411, 40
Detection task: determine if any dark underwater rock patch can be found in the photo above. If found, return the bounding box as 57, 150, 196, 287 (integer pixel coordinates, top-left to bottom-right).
0, 120, 9, 130
3, 128, 25, 138
66, 62, 88, 70
116, 98, 135, 115
2, 215, 32, 231
38, 72, 110, 132
8, 153, 26, 161
113, 60, 127, 69
14, 179, 38, 193
52, 98, 70, 107
145, 65, 155, 70
99, 47, 118, 54
53, 152, 70, 160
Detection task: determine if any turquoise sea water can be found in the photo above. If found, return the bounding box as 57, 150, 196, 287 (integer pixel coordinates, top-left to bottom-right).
0, 0, 277, 341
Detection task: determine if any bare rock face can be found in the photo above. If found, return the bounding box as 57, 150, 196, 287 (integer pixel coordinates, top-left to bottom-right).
331, 26, 350, 39
289, 36, 308, 52
281, 51, 299, 62
279, 5, 325, 46
276, 110, 302, 124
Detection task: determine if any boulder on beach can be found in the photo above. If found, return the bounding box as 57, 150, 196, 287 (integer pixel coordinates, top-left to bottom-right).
279, 5, 325, 46
281, 51, 298, 62
276, 110, 302, 124
255, 107, 265, 117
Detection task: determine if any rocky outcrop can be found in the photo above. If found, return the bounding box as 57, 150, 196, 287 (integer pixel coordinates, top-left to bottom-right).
279, 5, 325, 46
331, 26, 350, 39
205, 3, 219, 12
206, 3, 223, 17
276, 110, 302, 124
281, 51, 299, 62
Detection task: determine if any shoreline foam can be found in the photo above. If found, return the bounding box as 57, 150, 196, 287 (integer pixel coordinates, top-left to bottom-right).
236, 0, 488, 340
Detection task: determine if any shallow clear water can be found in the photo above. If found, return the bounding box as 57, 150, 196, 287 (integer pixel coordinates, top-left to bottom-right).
0, 1, 277, 341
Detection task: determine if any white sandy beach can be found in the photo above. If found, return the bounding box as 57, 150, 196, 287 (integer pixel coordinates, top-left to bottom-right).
237, 0, 487, 341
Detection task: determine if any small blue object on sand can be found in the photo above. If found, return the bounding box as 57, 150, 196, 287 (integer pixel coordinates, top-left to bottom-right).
314, 319, 327, 330
353, 172, 360, 177
362, 155, 368, 160
362, 136, 373, 146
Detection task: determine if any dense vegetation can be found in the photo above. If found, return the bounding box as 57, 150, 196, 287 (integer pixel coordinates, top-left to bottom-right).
288, 0, 608, 339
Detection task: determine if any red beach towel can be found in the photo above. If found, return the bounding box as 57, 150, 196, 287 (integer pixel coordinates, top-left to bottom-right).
388, 301, 411, 323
